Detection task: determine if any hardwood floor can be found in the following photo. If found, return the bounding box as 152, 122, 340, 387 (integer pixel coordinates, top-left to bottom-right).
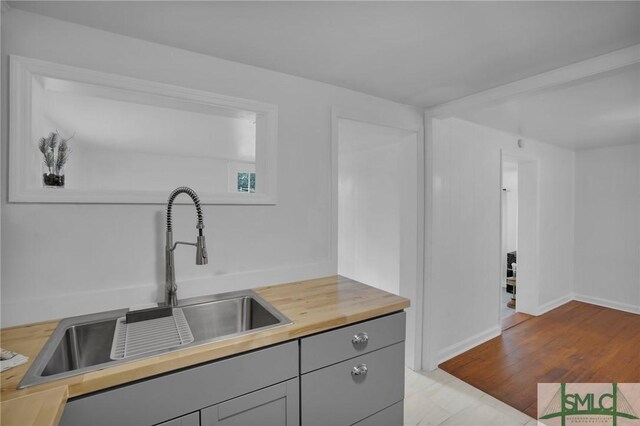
440, 301, 640, 418
502, 312, 533, 331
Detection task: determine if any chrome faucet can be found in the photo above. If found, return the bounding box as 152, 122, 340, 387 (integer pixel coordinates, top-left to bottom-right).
165, 187, 208, 307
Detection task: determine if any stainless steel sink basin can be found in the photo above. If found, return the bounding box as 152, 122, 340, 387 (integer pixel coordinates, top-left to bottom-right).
182, 295, 281, 342
19, 290, 291, 389
41, 319, 116, 377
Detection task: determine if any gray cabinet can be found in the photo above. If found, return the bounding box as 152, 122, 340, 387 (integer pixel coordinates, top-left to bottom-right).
156, 412, 200, 426
60, 341, 298, 426
353, 401, 404, 426
300, 312, 406, 426
201, 378, 299, 426
60, 311, 406, 426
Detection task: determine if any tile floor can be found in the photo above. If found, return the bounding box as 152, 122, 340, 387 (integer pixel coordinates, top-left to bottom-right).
404, 368, 537, 425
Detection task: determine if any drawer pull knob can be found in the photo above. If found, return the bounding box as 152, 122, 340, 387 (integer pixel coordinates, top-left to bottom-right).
352, 332, 369, 344
351, 363, 368, 376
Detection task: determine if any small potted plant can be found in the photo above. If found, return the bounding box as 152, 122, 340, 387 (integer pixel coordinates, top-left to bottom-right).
38, 131, 72, 188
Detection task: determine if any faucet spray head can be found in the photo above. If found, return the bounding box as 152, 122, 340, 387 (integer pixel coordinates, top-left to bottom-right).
196, 235, 208, 265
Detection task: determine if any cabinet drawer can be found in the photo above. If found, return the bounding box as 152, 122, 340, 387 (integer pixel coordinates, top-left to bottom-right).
61, 341, 298, 426
301, 342, 405, 426
202, 378, 298, 426
352, 401, 403, 426
155, 412, 200, 426
301, 311, 405, 373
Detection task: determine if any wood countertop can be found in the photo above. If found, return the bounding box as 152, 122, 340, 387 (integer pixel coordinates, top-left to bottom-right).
0, 387, 67, 426
0, 275, 409, 426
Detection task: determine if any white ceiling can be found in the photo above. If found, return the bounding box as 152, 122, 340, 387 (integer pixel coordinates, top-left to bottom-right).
458, 64, 640, 150
8, 1, 640, 109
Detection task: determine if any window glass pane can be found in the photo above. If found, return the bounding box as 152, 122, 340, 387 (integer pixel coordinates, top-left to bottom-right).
237, 172, 249, 192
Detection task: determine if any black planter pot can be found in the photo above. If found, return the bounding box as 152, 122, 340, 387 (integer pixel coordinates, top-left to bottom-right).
43, 173, 65, 188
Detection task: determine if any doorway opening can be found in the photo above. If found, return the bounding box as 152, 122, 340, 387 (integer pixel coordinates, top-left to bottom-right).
501, 159, 518, 323
336, 117, 419, 367
500, 153, 536, 331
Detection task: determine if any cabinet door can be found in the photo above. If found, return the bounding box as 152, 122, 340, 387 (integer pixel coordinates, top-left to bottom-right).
201, 378, 298, 426
155, 412, 200, 426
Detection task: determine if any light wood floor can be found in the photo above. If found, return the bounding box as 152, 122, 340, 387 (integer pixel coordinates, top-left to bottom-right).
440, 301, 640, 418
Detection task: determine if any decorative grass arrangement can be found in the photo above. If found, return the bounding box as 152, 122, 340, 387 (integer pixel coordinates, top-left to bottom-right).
38, 131, 72, 187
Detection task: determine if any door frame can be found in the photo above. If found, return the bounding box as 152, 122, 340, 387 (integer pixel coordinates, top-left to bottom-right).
331, 107, 424, 371
500, 151, 540, 321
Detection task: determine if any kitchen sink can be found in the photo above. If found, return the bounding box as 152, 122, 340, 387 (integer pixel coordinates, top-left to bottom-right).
182, 295, 281, 342
41, 319, 116, 377
19, 290, 291, 389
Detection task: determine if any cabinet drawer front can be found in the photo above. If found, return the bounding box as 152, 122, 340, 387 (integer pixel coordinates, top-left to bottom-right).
202, 378, 298, 426
353, 401, 403, 426
155, 412, 200, 426
301, 311, 405, 373
60, 341, 298, 426
301, 342, 405, 426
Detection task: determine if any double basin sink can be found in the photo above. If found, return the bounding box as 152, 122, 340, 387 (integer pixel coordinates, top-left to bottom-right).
19, 290, 291, 388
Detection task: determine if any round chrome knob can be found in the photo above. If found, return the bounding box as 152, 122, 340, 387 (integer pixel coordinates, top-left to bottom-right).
352, 332, 369, 345
351, 363, 368, 376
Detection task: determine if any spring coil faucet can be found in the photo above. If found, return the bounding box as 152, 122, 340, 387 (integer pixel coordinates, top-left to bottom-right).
165, 187, 208, 307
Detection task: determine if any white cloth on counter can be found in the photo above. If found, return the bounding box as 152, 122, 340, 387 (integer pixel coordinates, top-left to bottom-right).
0, 348, 28, 372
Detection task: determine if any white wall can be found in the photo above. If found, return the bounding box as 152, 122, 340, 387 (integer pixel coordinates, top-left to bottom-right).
338, 125, 399, 295
0, 9, 422, 326
424, 117, 575, 367
337, 119, 416, 296
574, 144, 640, 313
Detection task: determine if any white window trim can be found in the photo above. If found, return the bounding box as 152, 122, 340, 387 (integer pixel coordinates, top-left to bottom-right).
9, 55, 278, 204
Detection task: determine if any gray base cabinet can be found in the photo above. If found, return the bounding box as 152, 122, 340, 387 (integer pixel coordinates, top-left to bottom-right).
60, 311, 405, 426
301, 312, 406, 426
201, 378, 298, 425
60, 341, 298, 426
156, 412, 200, 426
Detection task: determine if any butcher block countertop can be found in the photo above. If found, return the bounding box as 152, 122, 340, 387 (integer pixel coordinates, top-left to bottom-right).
1, 275, 409, 426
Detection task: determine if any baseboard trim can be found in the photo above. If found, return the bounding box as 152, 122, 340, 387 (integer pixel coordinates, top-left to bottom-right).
537, 294, 573, 316
573, 293, 640, 315
437, 325, 501, 366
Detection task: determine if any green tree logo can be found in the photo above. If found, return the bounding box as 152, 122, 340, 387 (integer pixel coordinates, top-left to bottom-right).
540, 383, 639, 426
